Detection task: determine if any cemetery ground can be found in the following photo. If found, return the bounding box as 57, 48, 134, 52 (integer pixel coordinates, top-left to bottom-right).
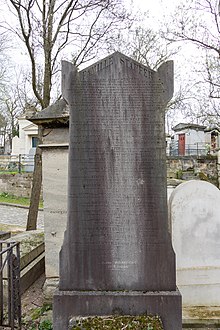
0, 204, 220, 328
18, 278, 220, 330
19, 274, 53, 330
1, 191, 220, 328
19, 281, 220, 330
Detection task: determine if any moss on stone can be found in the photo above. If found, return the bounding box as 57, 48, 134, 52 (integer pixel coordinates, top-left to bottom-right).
70, 315, 164, 329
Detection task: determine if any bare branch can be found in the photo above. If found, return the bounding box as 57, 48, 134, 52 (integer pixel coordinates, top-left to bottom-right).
9, 0, 44, 108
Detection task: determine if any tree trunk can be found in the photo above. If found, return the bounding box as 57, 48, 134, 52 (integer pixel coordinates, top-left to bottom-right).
26, 126, 43, 231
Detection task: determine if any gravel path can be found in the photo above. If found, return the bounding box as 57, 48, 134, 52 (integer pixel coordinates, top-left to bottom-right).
0, 203, 44, 229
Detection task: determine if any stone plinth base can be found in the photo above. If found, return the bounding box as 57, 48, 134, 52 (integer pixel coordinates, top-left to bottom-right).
43, 278, 59, 303
53, 289, 182, 330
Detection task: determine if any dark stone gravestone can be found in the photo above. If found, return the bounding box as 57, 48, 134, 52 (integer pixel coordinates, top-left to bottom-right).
53, 52, 182, 329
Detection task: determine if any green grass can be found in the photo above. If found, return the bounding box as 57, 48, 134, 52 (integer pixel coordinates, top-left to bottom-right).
0, 171, 21, 174
0, 192, 43, 208
0, 170, 27, 174
22, 304, 53, 330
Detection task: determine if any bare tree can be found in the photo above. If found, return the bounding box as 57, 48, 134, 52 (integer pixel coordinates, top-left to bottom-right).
5, 0, 133, 109
2, 0, 133, 230
115, 26, 179, 70
165, 1, 219, 51
164, 0, 220, 123
0, 30, 12, 91
0, 31, 21, 152
0, 83, 26, 152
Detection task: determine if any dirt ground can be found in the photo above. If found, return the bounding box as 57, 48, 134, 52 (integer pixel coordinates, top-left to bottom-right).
20, 273, 53, 329
0, 274, 48, 330
21, 273, 46, 316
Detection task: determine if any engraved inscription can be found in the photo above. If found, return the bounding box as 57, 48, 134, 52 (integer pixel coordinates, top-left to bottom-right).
120, 56, 153, 79
49, 210, 67, 215
59, 52, 175, 292
82, 56, 113, 78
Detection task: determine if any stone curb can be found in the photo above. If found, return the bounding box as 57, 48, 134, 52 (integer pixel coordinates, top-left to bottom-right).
0, 202, 43, 211
183, 316, 220, 328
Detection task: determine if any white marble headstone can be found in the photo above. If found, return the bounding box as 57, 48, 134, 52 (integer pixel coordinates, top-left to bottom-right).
169, 180, 220, 306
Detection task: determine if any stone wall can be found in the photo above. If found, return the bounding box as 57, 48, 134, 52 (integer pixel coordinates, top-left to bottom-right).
0, 155, 218, 200
167, 155, 218, 187
0, 173, 33, 198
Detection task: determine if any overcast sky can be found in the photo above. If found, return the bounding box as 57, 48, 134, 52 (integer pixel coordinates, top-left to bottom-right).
1, 0, 208, 126
132, 0, 177, 14
128, 0, 182, 26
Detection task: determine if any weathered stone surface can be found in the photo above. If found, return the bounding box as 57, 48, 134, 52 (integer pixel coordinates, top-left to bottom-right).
54, 290, 181, 330
38, 128, 69, 300
60, 52, 176, 291
0, 173, 34, 198
41, 147, 68, 278
166, 155, 218, 186
170, 180, 220, 306
54, 52, 181, 330
29, 99, 69, 127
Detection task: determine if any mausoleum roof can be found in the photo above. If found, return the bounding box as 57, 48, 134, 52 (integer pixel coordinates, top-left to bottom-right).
172, 123, 206, 132
204, 124, 220, 132
27, 98, 69, 128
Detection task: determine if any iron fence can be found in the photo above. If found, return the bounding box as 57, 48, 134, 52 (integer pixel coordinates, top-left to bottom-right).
0, 241, 21, 329
0, 154, 35, 173
169, 143, 211, 156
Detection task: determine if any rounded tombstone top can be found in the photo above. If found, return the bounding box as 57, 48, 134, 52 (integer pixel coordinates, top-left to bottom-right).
169, 180, 220, 268
169, 179, 219, 203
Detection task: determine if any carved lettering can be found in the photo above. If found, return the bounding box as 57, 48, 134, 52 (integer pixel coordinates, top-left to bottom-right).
82, 56, 113, 78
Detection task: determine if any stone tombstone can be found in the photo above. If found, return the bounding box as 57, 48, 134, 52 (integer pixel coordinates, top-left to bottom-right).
169, 180, 220, 306
28, 99, 70, 300
53, 52, 181, 330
